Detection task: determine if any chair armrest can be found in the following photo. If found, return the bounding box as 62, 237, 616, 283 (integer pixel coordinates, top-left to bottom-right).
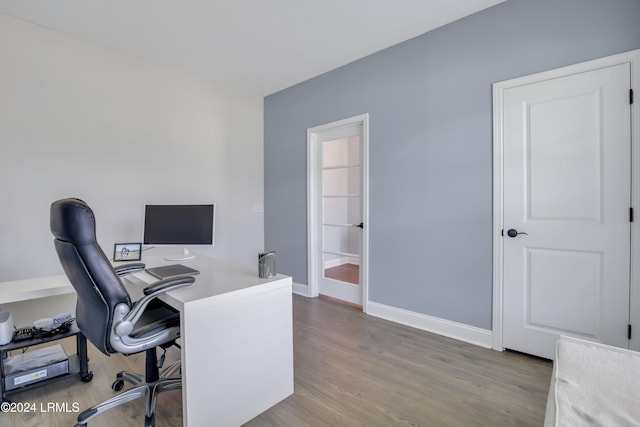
114, 262, 146, 277
113, 275, 195, 337
143, 276, 193, 295
129, 275, 194, 320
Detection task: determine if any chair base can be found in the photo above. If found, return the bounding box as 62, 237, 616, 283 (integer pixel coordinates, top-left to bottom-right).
74, 348, 181, 427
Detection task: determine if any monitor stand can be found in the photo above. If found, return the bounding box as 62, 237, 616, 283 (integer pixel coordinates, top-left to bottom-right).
164, 247, 197, 261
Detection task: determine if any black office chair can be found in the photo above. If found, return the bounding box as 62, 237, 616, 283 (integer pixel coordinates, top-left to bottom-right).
50, 198, 195, 427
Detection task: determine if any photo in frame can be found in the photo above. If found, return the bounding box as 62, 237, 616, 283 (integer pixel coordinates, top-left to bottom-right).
113, 242, 142, 262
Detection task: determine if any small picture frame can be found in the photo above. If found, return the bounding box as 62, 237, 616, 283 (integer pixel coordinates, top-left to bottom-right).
113, 242, 142, 262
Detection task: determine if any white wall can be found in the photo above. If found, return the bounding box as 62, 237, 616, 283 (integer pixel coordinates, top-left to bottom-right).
0, 14, 264, 282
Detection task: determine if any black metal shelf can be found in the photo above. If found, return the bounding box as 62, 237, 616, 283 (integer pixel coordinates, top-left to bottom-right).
0, 324, 92, 402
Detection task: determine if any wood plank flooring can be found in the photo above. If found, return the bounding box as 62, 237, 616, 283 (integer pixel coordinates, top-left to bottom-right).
247, 296, 552, 426
2, 296, 552, 427
324, 263, 359, 285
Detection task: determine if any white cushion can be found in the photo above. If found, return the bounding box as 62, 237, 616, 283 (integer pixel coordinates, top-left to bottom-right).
544, 336, 640, 427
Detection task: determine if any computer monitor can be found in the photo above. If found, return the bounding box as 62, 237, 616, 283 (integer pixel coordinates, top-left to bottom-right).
143, 204, 215, 260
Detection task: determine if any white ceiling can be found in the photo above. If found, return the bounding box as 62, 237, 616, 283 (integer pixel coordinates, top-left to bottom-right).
0, 0, 504, 96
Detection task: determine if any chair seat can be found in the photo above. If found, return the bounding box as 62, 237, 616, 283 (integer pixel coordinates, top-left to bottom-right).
130, 299, 180, 340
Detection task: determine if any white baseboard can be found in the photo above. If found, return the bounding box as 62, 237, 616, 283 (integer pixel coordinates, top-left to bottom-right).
292, 282, 309, 296
323, 257, 360, 270
367, 301, 493, 349
290, 286, 493, 350
323, 258, 344, 269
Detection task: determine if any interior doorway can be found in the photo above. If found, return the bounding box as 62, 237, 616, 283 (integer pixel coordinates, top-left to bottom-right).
307, 114, 369, 311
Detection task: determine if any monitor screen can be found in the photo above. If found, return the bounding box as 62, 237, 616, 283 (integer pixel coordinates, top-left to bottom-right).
143, 204, 215, 245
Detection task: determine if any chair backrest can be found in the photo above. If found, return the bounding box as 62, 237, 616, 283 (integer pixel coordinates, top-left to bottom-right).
50, 198, 131, 355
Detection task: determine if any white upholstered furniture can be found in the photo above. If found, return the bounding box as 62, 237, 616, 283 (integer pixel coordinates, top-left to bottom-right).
544, 336, 640, 427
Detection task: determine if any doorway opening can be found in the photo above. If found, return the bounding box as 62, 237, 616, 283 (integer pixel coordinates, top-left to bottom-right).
307, 114, 369, 312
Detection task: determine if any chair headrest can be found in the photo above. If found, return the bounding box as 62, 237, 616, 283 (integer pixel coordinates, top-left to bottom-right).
50, 198, 97, 245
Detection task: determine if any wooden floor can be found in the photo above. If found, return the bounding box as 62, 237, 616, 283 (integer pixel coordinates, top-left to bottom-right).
3, 340, 183, 427
324, 263, 359, 285
3, 296, 552, 427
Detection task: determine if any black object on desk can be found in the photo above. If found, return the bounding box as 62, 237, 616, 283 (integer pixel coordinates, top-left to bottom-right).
145, 264, 200, 280
0, 323, 92, 402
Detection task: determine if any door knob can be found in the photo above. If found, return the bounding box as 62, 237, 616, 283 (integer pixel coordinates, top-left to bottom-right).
506, 228, 528, 238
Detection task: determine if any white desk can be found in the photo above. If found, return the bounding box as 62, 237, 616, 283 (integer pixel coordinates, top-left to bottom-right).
0, 275, 76, 327
126, 254, 294, 427
0, 255, 294, 427
0, 275, 73, 304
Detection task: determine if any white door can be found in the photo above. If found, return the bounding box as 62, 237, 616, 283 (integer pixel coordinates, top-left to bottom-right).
501, 63, 632, 359
308, 115, 369, 308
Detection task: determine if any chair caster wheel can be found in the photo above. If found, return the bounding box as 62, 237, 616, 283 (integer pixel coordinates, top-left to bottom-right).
81, 372, 93, 382
112, 379, 125, 391
145, 413, 155, 427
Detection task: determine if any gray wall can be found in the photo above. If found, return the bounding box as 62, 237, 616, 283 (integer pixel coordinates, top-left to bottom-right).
264, 0, 640, 330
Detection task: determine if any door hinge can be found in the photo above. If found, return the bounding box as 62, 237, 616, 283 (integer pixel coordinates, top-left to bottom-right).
629, 324, 632, 340
631, 88, 634, 105
631, 207, 634, 222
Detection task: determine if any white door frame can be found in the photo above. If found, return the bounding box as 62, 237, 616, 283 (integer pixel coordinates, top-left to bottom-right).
492, 49, 640, 352
307, 113, 370, 313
